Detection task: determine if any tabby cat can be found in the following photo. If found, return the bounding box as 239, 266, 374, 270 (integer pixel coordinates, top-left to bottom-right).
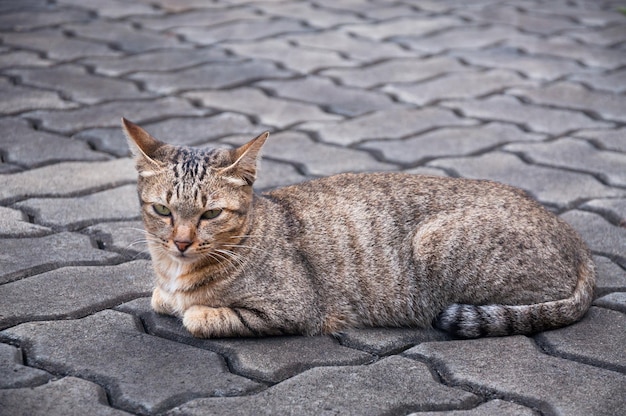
122, 118, 595, 339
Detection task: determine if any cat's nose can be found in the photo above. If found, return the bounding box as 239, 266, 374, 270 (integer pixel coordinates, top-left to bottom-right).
174, 240, 192, 253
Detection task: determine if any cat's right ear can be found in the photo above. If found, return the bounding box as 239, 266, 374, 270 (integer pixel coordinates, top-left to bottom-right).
121, 117, 165, 177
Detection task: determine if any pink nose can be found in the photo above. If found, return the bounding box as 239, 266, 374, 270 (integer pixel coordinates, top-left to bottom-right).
174, 240, 192, 253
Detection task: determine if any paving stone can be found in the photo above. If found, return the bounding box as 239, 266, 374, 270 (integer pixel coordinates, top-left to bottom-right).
173, 17, 311, 45
595, 292, 626, 314
24, 97, 205, 134
0, 7, 90, 30
258, 1, 363, 28
0, 158, 136, 204
582, 198, 626, 227
0, 232, 120, 284
2, 310, 262, 414
56, 0, 161, 19
0, 50, 53, 69
403, 166, 451, 177
593, 255, 626, 295
0, 117, 108, 168
14, 184, 140, 230
225, 38, 357, 73
1, 29, 121, 61
336, 327, 451, 356
384, 69, 536, 106
130, 60, 293, 94
74, 113, 267, 157
81, 48, 230, 77
131, 7, 257, 31
322, 56, 467, 88
452, 48, 587, 81
525, 2, 625, 27
574, 127, 626, 152
259, 76, 396, 117
117, 297, 374, 384
509, 35, 626, 70
185, 88, 341, 129
0, 343, 51, 388
408, 399, 538, 416
0, 376, 133, 416
140, 0, 223, 13
253, 159, 308, 190
459, 4, 580, 35
536, 307, 626, 373
65, 20, 186, 53
505, 138, 626, 187
509, 82, 626, 123
0, 260, 152, 330
7, 64, 154, 105
305, 107, 477, 146
560, 210, 626, 267
288, 29, 414, 62
251, 131, 395, 176
84, 220, 148, 258
569, 68, 626, 94
165, 356, 480, 415
361, 122, 545, 165
441, 95, 613, 135
0, 206, 51, 238
429, 152, 625, 209
343, 16, 463, 40
567, 24, 626, 47
397, 25, 526, 54
0, 78, 77, 114
406, 336, 626, 416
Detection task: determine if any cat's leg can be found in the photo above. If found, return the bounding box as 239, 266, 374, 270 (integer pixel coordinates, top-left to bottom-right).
183, 305, 281, 338
151, 286, 176, 316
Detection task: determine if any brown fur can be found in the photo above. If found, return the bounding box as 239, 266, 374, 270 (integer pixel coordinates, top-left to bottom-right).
122, 118, 596, 338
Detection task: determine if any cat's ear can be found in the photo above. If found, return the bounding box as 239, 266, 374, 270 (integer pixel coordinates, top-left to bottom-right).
121, 117, 166, 176
219, 132, 269, 186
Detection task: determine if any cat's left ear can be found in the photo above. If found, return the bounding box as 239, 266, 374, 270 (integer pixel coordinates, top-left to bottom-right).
219, 132, 269, 186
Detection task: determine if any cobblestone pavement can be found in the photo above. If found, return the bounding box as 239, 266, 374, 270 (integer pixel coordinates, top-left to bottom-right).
1, 0, 625, 415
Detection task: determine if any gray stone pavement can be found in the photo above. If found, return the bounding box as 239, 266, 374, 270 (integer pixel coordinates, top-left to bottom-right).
0, 0, 625, 414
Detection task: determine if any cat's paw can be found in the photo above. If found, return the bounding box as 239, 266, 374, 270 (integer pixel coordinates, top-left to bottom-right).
151, 287, 175, 316
182, 305, 216, 338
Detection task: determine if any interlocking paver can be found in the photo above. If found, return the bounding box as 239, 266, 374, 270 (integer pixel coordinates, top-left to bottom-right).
185, 88, 341, 128
408, 400, 538, 416
322, 56, 467, 88
569, 68, 626, 94
0, 377, 132, 416
566, 25, 626, 47
130, 7, 257, 31
260, 76, 396, 117
429, 151, 625, 208
225, 38, 357, 74
0, 260, 152, 330
536, 307, 626, 373
0, 343, 50, 389
592, 255, 626, 295
84, 220, 147, 257
0, 117, 108, 167
406, 336, 626, 416
306, 107, 477, 146
575, 127, 626, 152
0, 159, 135, 203
441, 95, 613, 135
337, 327, 450, 356
130, 60, 293, 94
257, 1, 363, 28
166, 356, 480, 415
0, 50, 52, 69
24, 96, 206, 134
2, 310, 262, 414
384, 69, 536, 106
343, 16, 464, 40
14, 184, 139, 230
7, 64, 155, 105
0, 78, 77, 114
362, 122, 545, 165
56, 0, 161, 19
509, 82, 626, 123
0, 8, 90, 31
0, 206, 51, 238
505, 137, 626, 187
581, 198, 626, 227
595, 293, 626, 313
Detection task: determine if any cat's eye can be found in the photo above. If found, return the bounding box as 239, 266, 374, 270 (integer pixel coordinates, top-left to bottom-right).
201, 209, 222, 220
153, 204, 171, 217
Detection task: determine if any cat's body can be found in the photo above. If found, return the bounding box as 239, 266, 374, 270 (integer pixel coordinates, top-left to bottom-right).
123, 118, 595, 339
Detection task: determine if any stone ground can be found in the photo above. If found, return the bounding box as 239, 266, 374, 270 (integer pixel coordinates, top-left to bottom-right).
0, 0, 625, 415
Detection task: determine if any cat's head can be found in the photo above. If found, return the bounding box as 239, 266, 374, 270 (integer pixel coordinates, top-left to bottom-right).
122, 117, 268, 267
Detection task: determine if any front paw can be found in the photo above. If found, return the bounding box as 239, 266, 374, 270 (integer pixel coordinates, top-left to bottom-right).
182, 305, 215, 338
151, 287, 175, 316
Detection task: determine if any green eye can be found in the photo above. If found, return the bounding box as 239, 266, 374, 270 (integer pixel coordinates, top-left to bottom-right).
153, 204, 171, 216
201, 209, 222, 220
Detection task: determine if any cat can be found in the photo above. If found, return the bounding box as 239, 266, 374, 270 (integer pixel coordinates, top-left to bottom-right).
122, 118, 596, 339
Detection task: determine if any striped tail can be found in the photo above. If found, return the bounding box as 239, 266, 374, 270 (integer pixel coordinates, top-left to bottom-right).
435, 258, 596, 338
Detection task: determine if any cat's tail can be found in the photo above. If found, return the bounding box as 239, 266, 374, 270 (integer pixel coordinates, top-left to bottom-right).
435, 258, 596, 338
